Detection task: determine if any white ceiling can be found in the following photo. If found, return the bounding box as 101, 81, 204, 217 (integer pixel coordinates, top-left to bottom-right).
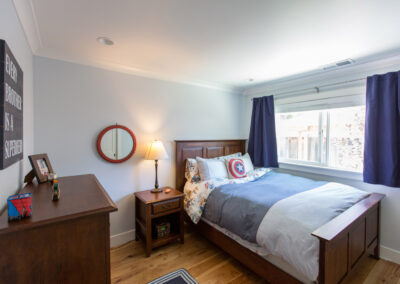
14, 0, 400, 91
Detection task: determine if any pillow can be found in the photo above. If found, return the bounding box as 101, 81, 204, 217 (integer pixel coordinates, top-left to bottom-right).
226, 158, 247, 179
241, 153, 254, 172
185, 158, 200, 183
215, 152, 242, 162
196, 157, 228, 181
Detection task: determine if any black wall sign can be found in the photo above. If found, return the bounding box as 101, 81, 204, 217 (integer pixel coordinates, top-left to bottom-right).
0, 40, 23, 170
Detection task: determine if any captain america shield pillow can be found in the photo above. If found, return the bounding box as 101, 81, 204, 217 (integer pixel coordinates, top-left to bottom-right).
226, 158, 247, 179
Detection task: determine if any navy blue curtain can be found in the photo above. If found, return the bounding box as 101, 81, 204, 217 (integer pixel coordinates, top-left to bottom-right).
248, 96, 278, 167
364, 71, 400, 187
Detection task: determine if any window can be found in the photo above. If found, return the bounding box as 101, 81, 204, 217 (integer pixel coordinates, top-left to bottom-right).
276, 105, 365, 172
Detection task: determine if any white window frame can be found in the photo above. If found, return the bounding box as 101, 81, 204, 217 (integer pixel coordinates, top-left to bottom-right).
274, 86, 365, 181
278, 161, 363, 181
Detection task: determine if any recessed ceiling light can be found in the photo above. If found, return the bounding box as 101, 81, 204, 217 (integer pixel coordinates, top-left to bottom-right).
97, 37, 114, 46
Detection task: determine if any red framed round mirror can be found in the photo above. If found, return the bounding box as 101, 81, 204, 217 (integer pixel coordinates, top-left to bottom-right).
97, 125, 137, 163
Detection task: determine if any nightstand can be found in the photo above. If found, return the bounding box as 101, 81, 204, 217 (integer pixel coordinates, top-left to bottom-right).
134, 187, 184, 256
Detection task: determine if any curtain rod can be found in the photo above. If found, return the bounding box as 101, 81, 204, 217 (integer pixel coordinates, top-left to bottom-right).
251, 77, 366, 100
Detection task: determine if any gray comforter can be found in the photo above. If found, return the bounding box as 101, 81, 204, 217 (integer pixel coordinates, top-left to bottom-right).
202, 171, 327, 242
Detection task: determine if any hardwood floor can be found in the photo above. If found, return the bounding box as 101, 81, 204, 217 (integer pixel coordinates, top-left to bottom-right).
111, 226, 400, 284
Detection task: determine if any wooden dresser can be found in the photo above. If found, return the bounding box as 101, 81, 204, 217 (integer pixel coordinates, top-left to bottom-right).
0, 174, 117, 284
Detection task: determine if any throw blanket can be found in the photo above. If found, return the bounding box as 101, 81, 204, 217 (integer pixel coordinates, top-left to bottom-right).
256, 182, 369, 281
202, 171, 327, 242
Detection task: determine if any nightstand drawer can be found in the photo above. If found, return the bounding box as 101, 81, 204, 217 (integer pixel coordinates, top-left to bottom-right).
152, 199, 180, 214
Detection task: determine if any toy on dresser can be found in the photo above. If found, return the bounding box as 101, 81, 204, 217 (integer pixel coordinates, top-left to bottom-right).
49, 173, 61, 201
7, 193, 32, 221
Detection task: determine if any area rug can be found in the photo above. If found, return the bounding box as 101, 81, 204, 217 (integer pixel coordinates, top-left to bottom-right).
147, 268, 198, 284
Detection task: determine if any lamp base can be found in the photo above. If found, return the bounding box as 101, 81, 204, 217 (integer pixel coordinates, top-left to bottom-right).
151, 187, 163, 193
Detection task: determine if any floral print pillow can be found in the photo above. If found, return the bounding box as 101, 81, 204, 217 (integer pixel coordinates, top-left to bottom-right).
185, 158, 201, 184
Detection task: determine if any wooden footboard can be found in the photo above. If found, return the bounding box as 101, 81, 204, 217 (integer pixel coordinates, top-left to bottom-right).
312, 193, 384, 284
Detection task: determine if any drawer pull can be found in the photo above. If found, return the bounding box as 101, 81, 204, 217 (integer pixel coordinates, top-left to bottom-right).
162, 204, 171, 209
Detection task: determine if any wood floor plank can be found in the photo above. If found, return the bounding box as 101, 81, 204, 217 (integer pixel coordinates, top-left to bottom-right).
227, 272, 267, 284
187, 251, 229, 278
225, 259, 268, 284
364, 259, 400, 284
111, 226, 400, 284
195, 259, 243, 284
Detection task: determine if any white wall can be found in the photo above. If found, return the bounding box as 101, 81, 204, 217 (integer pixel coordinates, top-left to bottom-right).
33, 56, 242, 246
241, 56, 400, 264
0, 0, 34, 211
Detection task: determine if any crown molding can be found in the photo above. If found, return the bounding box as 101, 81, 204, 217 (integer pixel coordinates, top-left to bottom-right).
242, 50, 400, 97
34, 51, 239, 93
12, 0, 43, 53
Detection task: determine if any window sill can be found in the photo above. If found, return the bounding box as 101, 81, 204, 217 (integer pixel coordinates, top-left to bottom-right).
278, 161, 363, 181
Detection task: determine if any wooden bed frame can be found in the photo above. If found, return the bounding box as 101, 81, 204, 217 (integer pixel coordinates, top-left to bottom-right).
175, 139, 385, 284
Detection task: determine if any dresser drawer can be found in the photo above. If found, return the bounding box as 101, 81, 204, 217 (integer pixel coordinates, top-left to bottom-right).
152, 199, 180, 214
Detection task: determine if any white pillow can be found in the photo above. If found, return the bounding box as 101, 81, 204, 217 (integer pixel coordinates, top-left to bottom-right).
241, 153, 254, 172
196, 157, 228, 181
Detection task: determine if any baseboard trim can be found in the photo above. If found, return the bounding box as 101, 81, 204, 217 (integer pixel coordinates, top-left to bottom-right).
110, 229, 135, 248
380, 245, 400, 265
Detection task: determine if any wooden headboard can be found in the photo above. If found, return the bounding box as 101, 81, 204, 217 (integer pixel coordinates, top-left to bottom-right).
175, 140, 246, 191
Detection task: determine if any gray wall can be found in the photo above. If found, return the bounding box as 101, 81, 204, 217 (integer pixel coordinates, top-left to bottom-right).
33, 56, 242, 245
0, 0, 34, 210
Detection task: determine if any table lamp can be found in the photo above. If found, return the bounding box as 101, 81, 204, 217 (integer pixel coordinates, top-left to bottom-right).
145, 140, 169, 193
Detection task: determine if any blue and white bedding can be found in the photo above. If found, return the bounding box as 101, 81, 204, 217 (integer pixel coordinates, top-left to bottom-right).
203, 171, 327, 242
184, 169, 369, 282
184, 167, 270, 223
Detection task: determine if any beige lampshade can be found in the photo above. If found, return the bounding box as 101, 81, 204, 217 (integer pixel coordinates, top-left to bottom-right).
145, 140, 169, 160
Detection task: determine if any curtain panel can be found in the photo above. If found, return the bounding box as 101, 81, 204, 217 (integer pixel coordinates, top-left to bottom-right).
248, 96, 278, 167
364, 71, 400, 187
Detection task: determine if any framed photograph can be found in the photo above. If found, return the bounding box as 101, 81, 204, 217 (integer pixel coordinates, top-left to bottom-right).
28, 154, 54, 183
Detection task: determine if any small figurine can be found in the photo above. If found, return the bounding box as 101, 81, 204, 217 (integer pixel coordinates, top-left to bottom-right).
8, 193, 32, 221
49, 173, 61, 201
48, 173, 56, 182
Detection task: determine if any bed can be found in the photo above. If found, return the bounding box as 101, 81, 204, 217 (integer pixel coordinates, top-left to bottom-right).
175, 139, 384, 284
